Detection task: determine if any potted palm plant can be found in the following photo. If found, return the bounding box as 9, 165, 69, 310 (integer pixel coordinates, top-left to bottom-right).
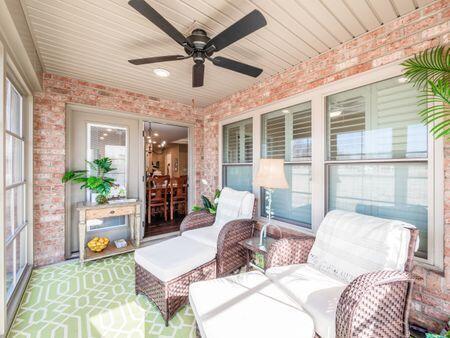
401, 46, 449, 138
62, 157, 117, 204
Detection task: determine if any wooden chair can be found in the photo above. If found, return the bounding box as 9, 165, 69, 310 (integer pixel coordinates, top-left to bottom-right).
148, 175, 170, 224
170, 176, 188, 220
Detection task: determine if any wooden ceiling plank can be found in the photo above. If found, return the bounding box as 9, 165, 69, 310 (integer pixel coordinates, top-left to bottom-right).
415, 0, 433, 7
282, 0, 339, 47
343, 0, 380, 30
391, 0, 415, 15
250, 0, 328, 52
321, 0, 366, 36
367, 0, 397, 23
158, 0, 305, 65
296, 0, 353, 42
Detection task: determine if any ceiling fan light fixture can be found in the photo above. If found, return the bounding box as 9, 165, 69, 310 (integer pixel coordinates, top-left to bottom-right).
153, 68, 170, 78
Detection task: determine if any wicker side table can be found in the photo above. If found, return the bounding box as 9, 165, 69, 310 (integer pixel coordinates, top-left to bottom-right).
238, 236, 275, 272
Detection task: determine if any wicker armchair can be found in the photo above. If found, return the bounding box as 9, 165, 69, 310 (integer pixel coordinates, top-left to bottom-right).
190, 210, 419, 338
265, 229, 418, 338
135, 189, 256, 326
180, 202, 256, 276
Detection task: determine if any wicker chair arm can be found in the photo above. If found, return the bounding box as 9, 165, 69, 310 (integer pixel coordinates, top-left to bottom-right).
216, 219, 255, 276
336, 270, 413, 338
179, 211, 216, 234
265, 237, 315, 269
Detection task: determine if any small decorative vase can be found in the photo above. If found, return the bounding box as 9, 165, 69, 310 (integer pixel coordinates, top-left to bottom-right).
95, 194, 108, 205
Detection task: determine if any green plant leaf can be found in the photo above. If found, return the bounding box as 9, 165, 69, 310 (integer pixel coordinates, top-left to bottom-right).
201, 195, 213, 210
401, 46, 450, 89
402, 45, 450, 139
192, 205, 203, 212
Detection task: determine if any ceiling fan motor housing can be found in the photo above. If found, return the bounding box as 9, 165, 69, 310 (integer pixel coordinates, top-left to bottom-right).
186, 29, 214, 60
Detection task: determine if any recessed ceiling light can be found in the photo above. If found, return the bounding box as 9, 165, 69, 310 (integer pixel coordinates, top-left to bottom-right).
329, 111, 342, 118
107, 128, 112, 132
100, 137, 104, 140
103, 133, 108, 136
282, 109, 289, 114
154, 132, 159, 136
153, 68, 170, 78
152, 141, 157, 144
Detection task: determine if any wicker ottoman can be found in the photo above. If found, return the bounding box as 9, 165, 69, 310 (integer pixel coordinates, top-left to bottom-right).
135, 236, 217, 326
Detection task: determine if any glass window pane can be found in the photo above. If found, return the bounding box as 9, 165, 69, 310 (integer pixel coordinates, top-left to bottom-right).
88, 124, 127, 193
327, 76, 427, 160
6, 134, 24, 186
262, 102, 311, 161
6, 79, 22, 136
223, 118, 252, 163
223, 165, 253, 192
5, 185, 25, 241
16, 228, 27, 279
6, 242, 14, 300
262, 165, 312, 226
328, 163, 428, 258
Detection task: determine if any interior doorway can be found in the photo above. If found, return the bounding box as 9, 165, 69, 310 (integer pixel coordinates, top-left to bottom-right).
144, 121, 189, 238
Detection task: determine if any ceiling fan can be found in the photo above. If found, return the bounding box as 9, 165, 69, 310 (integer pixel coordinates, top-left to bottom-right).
127, 0, 267, 87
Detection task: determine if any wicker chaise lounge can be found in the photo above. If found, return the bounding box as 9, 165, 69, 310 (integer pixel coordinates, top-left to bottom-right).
189, 210, 419, 338
135, 188, 256, 326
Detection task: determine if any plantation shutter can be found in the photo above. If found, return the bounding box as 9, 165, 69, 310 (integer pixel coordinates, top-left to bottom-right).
292, 102, 312, 160
222, 118, 253, 192
372, 80, 426, 158
327, 77, 426, 160
327, 89, 367, 160
263, 114, 285, 159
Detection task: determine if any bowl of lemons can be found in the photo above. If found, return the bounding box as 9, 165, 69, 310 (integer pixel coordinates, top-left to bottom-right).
87, 237, 109, 253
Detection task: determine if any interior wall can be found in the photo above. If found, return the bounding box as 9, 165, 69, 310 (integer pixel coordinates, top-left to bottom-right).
199, 0, 449, 332
33, 73, 204, 267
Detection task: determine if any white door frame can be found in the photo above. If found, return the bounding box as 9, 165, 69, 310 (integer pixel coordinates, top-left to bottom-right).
65, 104, 196, 252
140, 117, 195, 241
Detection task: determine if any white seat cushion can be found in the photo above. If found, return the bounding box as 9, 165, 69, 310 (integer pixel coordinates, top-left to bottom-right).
182, 226, 221, 248
266, 264, 347, 338
189, 271, 315, 338
214, 188, 255, 229
308, 210, 413, 283
134, 236, 216, 282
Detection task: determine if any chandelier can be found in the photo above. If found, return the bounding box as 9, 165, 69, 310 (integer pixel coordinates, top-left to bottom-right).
144, 123, 166, 154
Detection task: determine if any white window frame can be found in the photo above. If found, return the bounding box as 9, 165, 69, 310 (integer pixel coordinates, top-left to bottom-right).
1, 54, 34, 332
217, 61, 444, 270
222, 118, 253, 191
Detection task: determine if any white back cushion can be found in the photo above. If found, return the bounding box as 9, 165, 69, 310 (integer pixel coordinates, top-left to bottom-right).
307, 210, 413, 283
214, 188, 254, 229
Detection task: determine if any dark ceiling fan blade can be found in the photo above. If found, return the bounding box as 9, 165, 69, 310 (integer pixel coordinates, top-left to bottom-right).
211, 56, 263, 77
192, 63, 205, 87
128, 0, 190, 48
205, 10, 266, 52
128, 55, 188, 65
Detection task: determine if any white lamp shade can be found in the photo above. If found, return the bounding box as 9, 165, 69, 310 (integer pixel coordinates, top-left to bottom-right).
254, 158, 288, 189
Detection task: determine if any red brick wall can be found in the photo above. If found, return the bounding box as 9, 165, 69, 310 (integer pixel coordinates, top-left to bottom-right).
198, 0, 449, 331
34, 73, 203, 266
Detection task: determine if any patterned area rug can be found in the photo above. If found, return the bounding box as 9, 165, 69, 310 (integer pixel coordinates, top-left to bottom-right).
8, 253, 196, 338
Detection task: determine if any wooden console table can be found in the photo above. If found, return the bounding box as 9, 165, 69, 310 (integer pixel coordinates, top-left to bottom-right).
77, 200, 141, 264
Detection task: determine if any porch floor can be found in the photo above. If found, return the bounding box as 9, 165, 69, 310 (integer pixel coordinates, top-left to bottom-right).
8, 253, 196, 338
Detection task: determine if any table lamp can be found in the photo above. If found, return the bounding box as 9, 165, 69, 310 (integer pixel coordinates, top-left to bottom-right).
254, 158, 288, 248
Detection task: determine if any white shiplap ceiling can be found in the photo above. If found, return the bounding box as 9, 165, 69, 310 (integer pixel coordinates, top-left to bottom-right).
21, 0, 432, 106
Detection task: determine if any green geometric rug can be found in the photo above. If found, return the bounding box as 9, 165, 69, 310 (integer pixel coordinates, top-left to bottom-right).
8, 253, 196, 338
